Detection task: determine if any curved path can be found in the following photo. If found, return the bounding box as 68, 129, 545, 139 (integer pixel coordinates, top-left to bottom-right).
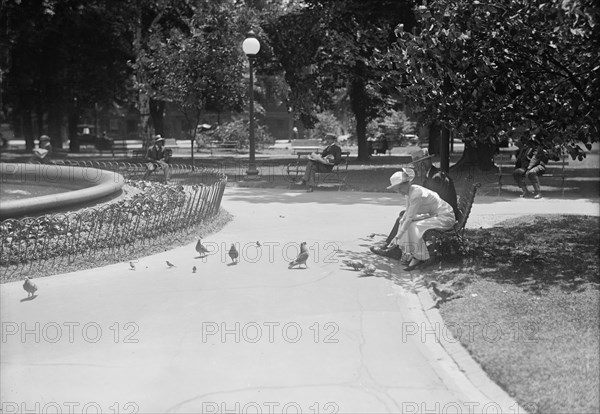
1, 188, 597, 413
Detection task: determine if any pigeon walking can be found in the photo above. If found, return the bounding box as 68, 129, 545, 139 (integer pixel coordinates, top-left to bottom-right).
195, 239, 209, 256
166, 260, 176, 268
363, 264, 376, 275
23, 277, 38, 297
343, 260, 365, 271
288, 242, 309, 269
228, 244, 239, 264
429, 281, 460, 302
192, 266, 197, 274
129, 261, 136, 271
256, 241, 261, 247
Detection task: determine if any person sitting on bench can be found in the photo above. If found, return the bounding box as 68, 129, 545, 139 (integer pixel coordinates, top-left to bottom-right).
295, 133, 342, 192
143, 135, 171, 182
371, 148, 458, 260
513, 134, 548, 199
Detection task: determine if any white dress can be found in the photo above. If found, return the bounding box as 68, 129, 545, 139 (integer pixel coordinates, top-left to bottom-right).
395, 185, 456, 261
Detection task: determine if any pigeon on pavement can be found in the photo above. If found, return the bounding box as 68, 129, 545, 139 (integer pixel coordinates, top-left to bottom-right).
192, 266, 197, 274
129, 261, 136, 270
363, 264, 376, 275
256, 241, 261, 247
288, 242, 309, 269
23, 277, 38, 297
343, 260, 365, 271
228, 244, 239, 264
166, 260, 176, 268
429, 281, 459, 302
195, 239, 209, 256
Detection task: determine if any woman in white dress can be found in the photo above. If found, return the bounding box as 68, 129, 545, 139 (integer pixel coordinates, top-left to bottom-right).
387, 168, 456, 270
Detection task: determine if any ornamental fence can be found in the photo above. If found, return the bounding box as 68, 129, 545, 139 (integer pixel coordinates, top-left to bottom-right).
0, 162, 227, 280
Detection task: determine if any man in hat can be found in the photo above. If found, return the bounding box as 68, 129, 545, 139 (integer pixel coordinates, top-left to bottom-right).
384, 167, 456, 270
29, 135, 53, 164
512, 135, 547, 199
295, 133, 342, 192
143, 134, 171, 182
370, 147, 458, 259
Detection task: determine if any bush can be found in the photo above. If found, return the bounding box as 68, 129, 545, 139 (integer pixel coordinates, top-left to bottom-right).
210, 118, 275, 147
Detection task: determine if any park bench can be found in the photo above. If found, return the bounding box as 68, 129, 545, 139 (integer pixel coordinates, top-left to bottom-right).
207, 140, 239, 155
422, 182, 481, 261
286, 151, 351, 190
291, 139, 322, 154
110, 139, 144, 158
495, 147, 568, 197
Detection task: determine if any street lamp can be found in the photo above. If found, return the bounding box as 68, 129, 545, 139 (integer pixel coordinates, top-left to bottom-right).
242, 31, 260, 178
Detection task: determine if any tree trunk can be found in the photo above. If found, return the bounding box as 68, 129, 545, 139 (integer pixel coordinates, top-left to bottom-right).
47, 100, 62, 149
440, 126, 450, 173
150, 99, 166, 136
428, 121, 441, 155
22, 109, 35, 151
68, 111, 80, 153
451, 140, 498, 172
134, 3, 152, 150
350, 72, 369, 161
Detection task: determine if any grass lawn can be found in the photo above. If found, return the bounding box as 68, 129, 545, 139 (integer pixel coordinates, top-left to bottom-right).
423, 215, 599, 414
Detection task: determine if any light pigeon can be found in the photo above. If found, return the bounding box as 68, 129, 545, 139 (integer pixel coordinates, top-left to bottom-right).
166, 260, 176, 268
288, 242, 309, 269
23, 277, 38, 297
429, 281, 459, 302
228, 244, 239, 264
363, 264, 376, 275
195, 239, 209, 256
129, 261, 136, 270
343, 260, 365, 271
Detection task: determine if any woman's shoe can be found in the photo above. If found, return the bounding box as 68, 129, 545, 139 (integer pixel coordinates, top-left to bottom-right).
404, 258, 424, 271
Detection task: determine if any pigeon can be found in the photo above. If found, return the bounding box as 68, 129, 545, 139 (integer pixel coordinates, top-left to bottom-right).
129, 261, 136, 271
256, 241, 261, 247
288, 242, 309, 269
228, 244, 239, 264
195, 239, 209, 256
363, 264, 376, 275
192, 266, 197, 274
23, 277, 38, 297
166, 260, 176, 268
368, 233, 376, 238
343, 260, 365, 271
429, 281, 460, 302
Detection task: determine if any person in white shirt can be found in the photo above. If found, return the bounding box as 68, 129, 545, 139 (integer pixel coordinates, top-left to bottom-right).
386, 168, 456, 270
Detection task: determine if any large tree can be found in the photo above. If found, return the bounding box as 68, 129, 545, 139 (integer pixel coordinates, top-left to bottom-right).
379, 0, 600, 170
264, 0, 416, 161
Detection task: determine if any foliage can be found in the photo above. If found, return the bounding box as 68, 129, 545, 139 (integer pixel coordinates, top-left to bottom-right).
208, 118, 275, 146
313, 111, 344, 140
263, 0, 417, 160
367, 109, 417, 139
378, 0, 600, 161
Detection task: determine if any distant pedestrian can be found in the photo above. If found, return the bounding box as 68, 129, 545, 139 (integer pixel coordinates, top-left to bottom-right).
143, 135, 171, 182
29, 135, 53, 164
513, 135, 548, 199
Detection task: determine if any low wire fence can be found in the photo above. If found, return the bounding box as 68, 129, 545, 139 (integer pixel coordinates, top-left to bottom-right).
0, 162, 227, 279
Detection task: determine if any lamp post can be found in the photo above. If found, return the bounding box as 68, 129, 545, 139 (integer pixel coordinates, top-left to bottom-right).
242, 31, 260, 178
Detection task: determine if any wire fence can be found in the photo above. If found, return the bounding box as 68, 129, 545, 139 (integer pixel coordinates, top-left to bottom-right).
0, 161, 227, 279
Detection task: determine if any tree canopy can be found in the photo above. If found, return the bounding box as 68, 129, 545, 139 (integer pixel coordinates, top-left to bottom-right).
378, 0, 600, 161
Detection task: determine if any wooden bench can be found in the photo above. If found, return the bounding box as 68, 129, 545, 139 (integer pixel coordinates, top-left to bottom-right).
111, 139, 144, 157
495, 147, 568, 197
422, 182, 481, 261
291, 139, 322, 154
287, 151, 350, 190
207, 140, 239, 154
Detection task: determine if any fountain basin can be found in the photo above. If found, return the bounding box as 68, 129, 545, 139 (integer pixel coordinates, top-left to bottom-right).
0, 163, 125, 219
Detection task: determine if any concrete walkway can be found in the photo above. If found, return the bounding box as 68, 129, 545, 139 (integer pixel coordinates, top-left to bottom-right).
1, 188, 598, 413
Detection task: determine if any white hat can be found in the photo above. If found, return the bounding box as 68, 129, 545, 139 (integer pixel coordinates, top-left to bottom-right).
409, 148, 434, 166
387, 168, 415, 190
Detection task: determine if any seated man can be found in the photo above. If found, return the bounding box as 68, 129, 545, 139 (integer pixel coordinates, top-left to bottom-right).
370, 147, 458, 261
513, 135, 547, 199
143, 135, 171, 182
28, 135, 53, 164
295, 133, 342, 192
